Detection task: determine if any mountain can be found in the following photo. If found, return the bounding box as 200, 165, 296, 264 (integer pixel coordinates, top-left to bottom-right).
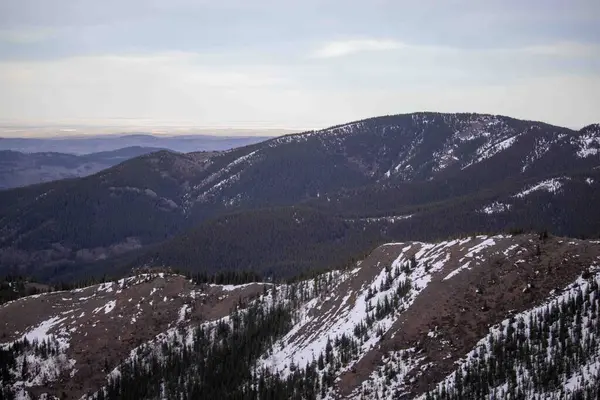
0, 112, 598, 279
185, 113, 598, 212
0, 151, 214, 276
1, 233, 600, 399
0, 147, 169, 189
0, 134, 271, 155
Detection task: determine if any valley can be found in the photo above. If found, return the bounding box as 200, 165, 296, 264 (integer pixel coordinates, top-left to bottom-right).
0, 133, 271, 189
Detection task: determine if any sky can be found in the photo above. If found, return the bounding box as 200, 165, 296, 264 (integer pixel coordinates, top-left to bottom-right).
0, 0, 599, 134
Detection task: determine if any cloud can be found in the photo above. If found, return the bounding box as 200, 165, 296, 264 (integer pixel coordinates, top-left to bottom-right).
0, 52, 291, 128
0, 52, 285, 87
0, 49, 597, 129
312, 39, 405, 58
519, 41, 600, 57
311, 38, 600, 61
0, 39, 598, 130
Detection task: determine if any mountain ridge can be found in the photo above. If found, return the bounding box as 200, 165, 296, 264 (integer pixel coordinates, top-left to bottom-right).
0, 112, 598, 281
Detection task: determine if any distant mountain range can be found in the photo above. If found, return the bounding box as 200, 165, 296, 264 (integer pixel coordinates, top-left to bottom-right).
0, 147, 168, 189
0, 133, 271, 154
0, 133, 271, 188
0, 112, 598, 281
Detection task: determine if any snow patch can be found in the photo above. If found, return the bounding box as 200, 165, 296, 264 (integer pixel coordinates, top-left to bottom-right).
479, 201, 512, 214
514, 178, 566, 198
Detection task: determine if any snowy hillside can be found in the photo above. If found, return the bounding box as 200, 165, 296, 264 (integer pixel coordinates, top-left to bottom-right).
421, 271, 600, 400
4, 234, 600, 399
0, 273, 269, 400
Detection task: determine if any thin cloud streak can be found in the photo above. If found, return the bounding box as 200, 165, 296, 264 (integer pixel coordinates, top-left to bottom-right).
520, 41, 600, 57
312, 39, 405, 58
312, 39, 600, 59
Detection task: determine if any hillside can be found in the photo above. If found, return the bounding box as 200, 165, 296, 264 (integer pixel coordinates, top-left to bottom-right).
1, 234, 600, 399
180, 113, 599, 215
135, 206, 384, 279
0, 151, 215, 275
0, 112, 598, 279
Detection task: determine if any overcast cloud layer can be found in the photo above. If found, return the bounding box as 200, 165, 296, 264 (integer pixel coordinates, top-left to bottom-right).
1, 0, 599, 132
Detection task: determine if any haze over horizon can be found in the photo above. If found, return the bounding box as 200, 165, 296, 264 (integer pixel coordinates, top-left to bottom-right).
1, 0, 599, 136
0, 125, 297, 138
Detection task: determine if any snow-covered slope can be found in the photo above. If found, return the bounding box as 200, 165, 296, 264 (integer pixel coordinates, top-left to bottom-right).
5, 234, 599, 399
420, 271, 600, 400
248, 234, 600, 399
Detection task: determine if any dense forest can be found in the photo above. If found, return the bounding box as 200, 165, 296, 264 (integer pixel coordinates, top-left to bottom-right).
128, 172, 600, 281
136, 206, 384, 279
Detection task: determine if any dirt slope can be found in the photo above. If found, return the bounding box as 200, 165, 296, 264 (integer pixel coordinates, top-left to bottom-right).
0, 273, 266, 399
